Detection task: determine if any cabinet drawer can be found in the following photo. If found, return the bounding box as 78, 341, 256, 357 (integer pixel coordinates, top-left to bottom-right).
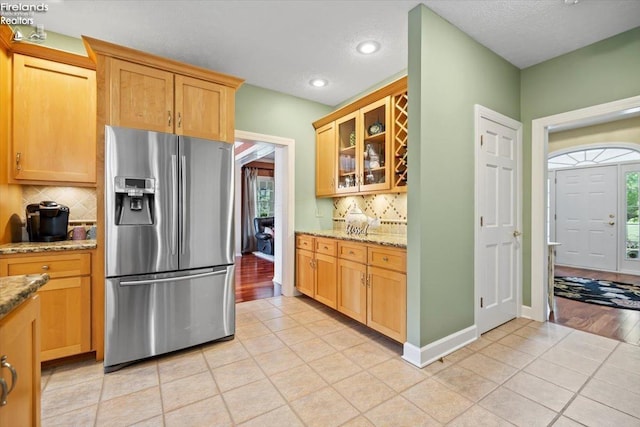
315, 238, 337, 256
367, 246, 406, 272
337, 241, 367, 263
296, 234, 315, 250
0, 253, 91, 279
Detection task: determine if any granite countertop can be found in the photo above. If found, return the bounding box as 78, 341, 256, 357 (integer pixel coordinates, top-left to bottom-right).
0, 274, 49, 320
298, 230, 407, 248
0, 240, 97, 255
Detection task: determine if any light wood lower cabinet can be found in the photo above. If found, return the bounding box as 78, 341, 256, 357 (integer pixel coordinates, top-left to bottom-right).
0, 294, 40, 427
296, 234, 406, 342
0, 252, 92, 362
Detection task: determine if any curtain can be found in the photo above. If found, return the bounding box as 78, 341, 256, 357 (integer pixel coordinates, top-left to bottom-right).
241, 167, 259, 253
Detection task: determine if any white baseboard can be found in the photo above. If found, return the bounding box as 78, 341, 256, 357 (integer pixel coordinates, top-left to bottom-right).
520, 305, 533, 320
402, 325, 478, 368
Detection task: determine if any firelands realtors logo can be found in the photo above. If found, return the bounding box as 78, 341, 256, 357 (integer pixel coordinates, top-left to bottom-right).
1, 2, 49, 25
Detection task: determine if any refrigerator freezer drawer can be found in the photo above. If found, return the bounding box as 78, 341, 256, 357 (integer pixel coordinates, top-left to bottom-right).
104, 266, 235, 371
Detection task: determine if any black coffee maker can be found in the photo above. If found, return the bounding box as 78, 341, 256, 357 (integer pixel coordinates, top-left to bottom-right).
26, 201, 70, 242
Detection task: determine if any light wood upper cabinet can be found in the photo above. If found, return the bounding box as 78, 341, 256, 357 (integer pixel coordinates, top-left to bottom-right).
12, 54, 96, 184
110, 58, 174, 133
315, 122, 336, 197
0, 295, 40, 427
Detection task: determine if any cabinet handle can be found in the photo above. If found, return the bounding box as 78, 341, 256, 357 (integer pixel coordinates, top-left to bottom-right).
178, 112, 182, 128
1, 355, 17, 405
349, 250, 355, 255
367, 274, 371, 288
168, 110, 172, 127
15, 152, 21, 171
324, 246, 328, 250
41, 265, 49, 270
361, 272, 365, 286
331, 178, 335, 189
382, 256, 389, 262
0, 378, 7, 406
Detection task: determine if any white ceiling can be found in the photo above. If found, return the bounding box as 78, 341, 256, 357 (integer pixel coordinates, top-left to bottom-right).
16, 0, 640, 106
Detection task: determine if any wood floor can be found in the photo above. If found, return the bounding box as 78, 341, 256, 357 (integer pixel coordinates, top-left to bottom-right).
551, 265, 640, 345
235, 253, 279, 303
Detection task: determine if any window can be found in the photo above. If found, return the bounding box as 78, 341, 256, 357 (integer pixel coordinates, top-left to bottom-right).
256, 176, 274, 217
548, 147, 640, 170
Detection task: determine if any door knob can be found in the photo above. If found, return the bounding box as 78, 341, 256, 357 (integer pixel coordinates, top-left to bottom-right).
513, 230, 522, 237
609, 221, 615, 225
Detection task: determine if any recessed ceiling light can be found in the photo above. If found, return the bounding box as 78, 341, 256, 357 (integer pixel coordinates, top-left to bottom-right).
564, 0, 579, 4
310, 78, 328, 88
356, 40, 380, 55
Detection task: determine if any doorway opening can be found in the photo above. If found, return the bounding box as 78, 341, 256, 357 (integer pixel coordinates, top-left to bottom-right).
234, 130, 296, 303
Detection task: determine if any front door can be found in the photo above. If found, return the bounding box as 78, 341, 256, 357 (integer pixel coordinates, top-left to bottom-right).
477, 112, 521, 335
555, 165, 617, 271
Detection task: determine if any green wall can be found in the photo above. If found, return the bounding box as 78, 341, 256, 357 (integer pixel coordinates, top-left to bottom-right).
520, 26, 640, 305
407, 5, 520, 346
235, 84, 334, 231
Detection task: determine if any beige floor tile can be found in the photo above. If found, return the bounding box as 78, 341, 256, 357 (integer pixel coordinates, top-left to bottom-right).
203, 339, 250, 369
101, 361, 158, 401
41, 377, 103, 418
606, 343, 640, 373
447, 404, 514, 427
433, 365, 499, 401
496, 319, 526, 334
275, 325, 317, 346
480, 342, 537, 369
270, 364, 328, 401
364, 395, 438, 427
593, 362, 640, 394
503, 371, 574, 412
479, 387, 557, 427
402, 378, 473, 423
581, 377, 640, 418
373, 334, 404, 354
42, 404, 97, 427
278, 301, 316, 316
290, 337, 338, 362
523, 358, 589, 392
290, 386, 359, 427
236, 311, 260, 326
45, 360, 104, 391
310, 352, 362, 384
446, 346, 476, 364
157, 350, 208, 384
211, 357, 265, 392
555, 334, 614, 363
235, 320, 272, 340
236, 299, 273, 314
222, 378, 286, 424
566, 329, 619, 350
421, 357, 455, 375
540, 346, 601, 376
289, 309, 330, 324
262, 315, 301, 332
342, 341, 394, 369
252, 306, 286, 321
512, 324, 568, 345
334, 371, 396, 412
129, 415, 165, 427
160, 370, 218, 412
96, 386, 163, 426
253, 346, 305, 376
563, 395, 640, 427
466, 336, 493, 352
482, 328, 510, 341
369, 358, 427, 392
458, 353, 518, 384
551, 416, 584, 427
41, 368, 53, 391
497, 333, 553, 357
242, 333, 286, 356
164, 395, 232, 427
305, 318, 347, 336
340, 415, 375, 427
239, 405, 304, 426
322, 328, 367, 351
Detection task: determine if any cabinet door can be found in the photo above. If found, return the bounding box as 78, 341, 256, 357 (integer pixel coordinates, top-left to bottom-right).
12, 54, 96, 184
335, 111, 359, 194
367, 266, 406, 342
110, 58, 174, 133
295, 248, 315, 297
315, 122, 336, 197
38, 277, 91, 361
0, 295, 40, 427
337, 259, 367, 323
175, 75, 233, 142
314, 253, 337, 309
360, 96, 391, 192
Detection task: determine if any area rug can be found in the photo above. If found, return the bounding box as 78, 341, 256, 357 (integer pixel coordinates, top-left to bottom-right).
554, 276, 640, 311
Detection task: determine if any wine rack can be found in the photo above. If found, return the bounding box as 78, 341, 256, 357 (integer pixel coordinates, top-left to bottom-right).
392, 91, 408, 190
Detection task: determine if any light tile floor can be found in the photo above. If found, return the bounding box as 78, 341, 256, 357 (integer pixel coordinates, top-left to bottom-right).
41, 295, 640, 426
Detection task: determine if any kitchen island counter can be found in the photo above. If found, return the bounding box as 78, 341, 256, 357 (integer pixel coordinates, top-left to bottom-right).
0, 273, 49, 320
0, 240, 97, 255
297, 230, 406, 248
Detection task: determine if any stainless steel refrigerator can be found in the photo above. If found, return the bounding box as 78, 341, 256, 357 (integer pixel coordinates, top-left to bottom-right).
104, 125, 234, 372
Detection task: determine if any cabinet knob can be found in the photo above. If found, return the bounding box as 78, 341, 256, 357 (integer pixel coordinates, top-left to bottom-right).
324, 246, 328, 250
0, 355, 17, 406
349, 250, 355, 255
382, 256, 389, 262
41, 265, 49, 270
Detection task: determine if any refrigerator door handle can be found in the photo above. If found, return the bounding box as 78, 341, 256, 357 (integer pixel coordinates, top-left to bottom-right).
119, 269, 227, 286
171, 154, 178, 256
181, 154, 187, 255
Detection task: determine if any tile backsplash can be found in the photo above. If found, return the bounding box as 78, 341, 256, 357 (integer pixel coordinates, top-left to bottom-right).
22, 186, 97, 222
333, 193, 407, 235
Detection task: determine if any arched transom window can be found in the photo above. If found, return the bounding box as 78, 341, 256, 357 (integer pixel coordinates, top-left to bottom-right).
548, 147, 640, 170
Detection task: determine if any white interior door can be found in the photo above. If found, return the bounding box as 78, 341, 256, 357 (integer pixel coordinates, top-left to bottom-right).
555, 166, 617, 271
477, 114, 521, 334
